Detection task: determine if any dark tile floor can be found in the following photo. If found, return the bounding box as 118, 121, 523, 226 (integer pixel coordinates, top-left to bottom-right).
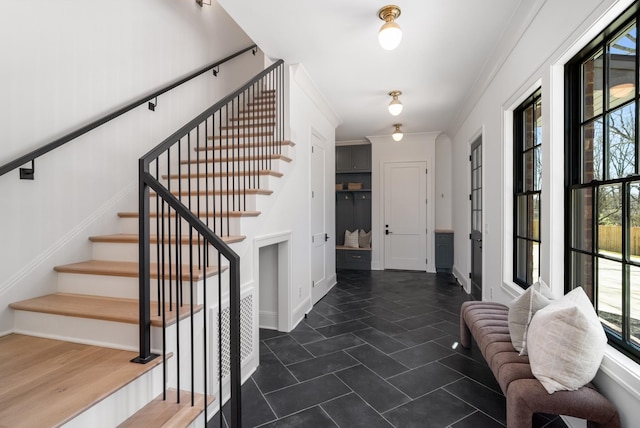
209, 269, 568, 428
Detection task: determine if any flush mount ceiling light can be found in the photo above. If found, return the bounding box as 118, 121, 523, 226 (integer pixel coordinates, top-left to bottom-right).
388, 90, 403, 116
378, 5, 402, 50
392, 123, 403, 141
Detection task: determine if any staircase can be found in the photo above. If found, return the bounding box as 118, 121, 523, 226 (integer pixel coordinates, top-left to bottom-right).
2, 61, 289, 427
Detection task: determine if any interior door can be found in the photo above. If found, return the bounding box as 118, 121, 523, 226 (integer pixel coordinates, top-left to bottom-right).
311, 140, 327, 304
384, 162, 427, 270
470, 136, 483, 300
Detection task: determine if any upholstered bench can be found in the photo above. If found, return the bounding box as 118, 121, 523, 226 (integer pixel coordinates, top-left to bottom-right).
460, 301, 620, 428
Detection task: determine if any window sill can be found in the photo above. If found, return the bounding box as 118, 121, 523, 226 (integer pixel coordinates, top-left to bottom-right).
598, 345, 640, 400
500, 280, 523, 300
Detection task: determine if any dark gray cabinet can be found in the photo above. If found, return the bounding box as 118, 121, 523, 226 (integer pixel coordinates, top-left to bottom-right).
435, 230, 454, 273
336, 145, 371, 172
336, 144, 372, 270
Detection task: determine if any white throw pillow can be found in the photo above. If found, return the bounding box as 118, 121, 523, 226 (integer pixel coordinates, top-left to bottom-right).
358, 229, 372, 249
527, 287, 607, 394
344, 229, 359, 248
508, 286, 550, 354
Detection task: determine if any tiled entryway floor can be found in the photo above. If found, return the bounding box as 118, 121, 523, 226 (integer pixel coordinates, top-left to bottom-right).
209, 269, 568, 428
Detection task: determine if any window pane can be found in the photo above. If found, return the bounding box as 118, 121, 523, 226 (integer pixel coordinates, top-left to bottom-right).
516, 238, 528, 283
529, 194, 540, 240
530, 240, 539, 284
582, 119, 603, 182
534, 98, 542, 146
524, 104, 534, 149
630, 265, 640, 347
517, 195, 527, 237
534, 146, 542, 191
524, 150, 534, 191
608, 24, 637, 110
598, 184, 622, 259
572, 251, 594, 300
607, 102, 636, 180
583, 50, 604, 121
572, 188, 593, 251
631, 183, 640, 259
598, 258, 623, 335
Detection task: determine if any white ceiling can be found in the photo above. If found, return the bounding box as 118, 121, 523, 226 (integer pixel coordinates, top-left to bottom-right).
218, 0, 528, 141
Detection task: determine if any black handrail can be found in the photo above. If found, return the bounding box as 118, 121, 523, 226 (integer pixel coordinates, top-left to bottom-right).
0, 44, 258, 178
137, 59, 285, 427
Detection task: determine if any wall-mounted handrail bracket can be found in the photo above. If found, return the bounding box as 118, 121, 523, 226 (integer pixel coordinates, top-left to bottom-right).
212, 66, 220, 77
19, 160, 35, 180
148, 97, 158, 111
252, 47, 258, 56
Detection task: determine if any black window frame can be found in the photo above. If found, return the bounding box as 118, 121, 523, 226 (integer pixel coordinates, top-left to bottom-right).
513, 88, 543, 289
565, 2, 640, 363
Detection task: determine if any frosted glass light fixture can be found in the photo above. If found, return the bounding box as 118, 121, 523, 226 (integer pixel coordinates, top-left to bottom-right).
388, 91, 403, 116
392, 124, 403, 141
378, 5, 402, 50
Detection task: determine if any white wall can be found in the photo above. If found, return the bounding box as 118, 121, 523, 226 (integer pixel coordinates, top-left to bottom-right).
368, 132, 439, 272
238, 64, 338, 332
435, 134, 453, 230
0, 0, 263, 334
449, 0, 640, 425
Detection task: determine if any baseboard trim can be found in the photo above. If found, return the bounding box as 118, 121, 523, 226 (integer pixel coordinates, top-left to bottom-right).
452, 265, 469, 293
259, 311, 278, 330
292, 296, 310, 328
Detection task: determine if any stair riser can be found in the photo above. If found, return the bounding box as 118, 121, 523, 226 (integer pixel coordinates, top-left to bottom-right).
57, 270, 229, 305
150, 193, 258, 214
92, 241, 233, 264
13, 311, 142, 351
65, 360, 166, 428
119, 216, 242, 237
177, 159, 283, 173
163, 174, 276, 192
13, 310, 200, 354
196, 143, 292, 158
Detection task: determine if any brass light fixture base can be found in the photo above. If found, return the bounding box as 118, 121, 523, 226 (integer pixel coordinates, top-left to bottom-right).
378, 5, 401, 22
389, 90, 402, 97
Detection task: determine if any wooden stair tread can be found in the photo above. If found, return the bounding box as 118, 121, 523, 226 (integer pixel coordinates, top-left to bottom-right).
231, 114, 275, 121
0, 334, 164, 428
220, 122, 275, 130
150, 188, 273, 198
196, 140, 294, 152
209, 133, 274, 141
89, 233, 246, 245
118, 388, 213, 428
118, 210, 261, 218
163, 169, 283, 179
9, 293, 201, 327
180, 153, 292, 165
53, 260, 225, 280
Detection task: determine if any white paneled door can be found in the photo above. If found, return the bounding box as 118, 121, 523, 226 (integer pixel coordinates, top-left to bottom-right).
311, 138, 328, 304
384, 162, 427, 271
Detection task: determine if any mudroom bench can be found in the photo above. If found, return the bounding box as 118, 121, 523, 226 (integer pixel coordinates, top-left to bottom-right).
460, 301, 620, 428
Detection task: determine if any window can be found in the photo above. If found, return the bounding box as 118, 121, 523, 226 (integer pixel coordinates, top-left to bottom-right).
566, 3, 640, 361
514, 89, 542, 289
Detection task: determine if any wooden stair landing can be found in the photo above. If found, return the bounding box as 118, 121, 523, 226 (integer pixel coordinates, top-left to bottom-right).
118, 388, 213, 428
0, 334, 163, 428
9, 293, 202, 327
